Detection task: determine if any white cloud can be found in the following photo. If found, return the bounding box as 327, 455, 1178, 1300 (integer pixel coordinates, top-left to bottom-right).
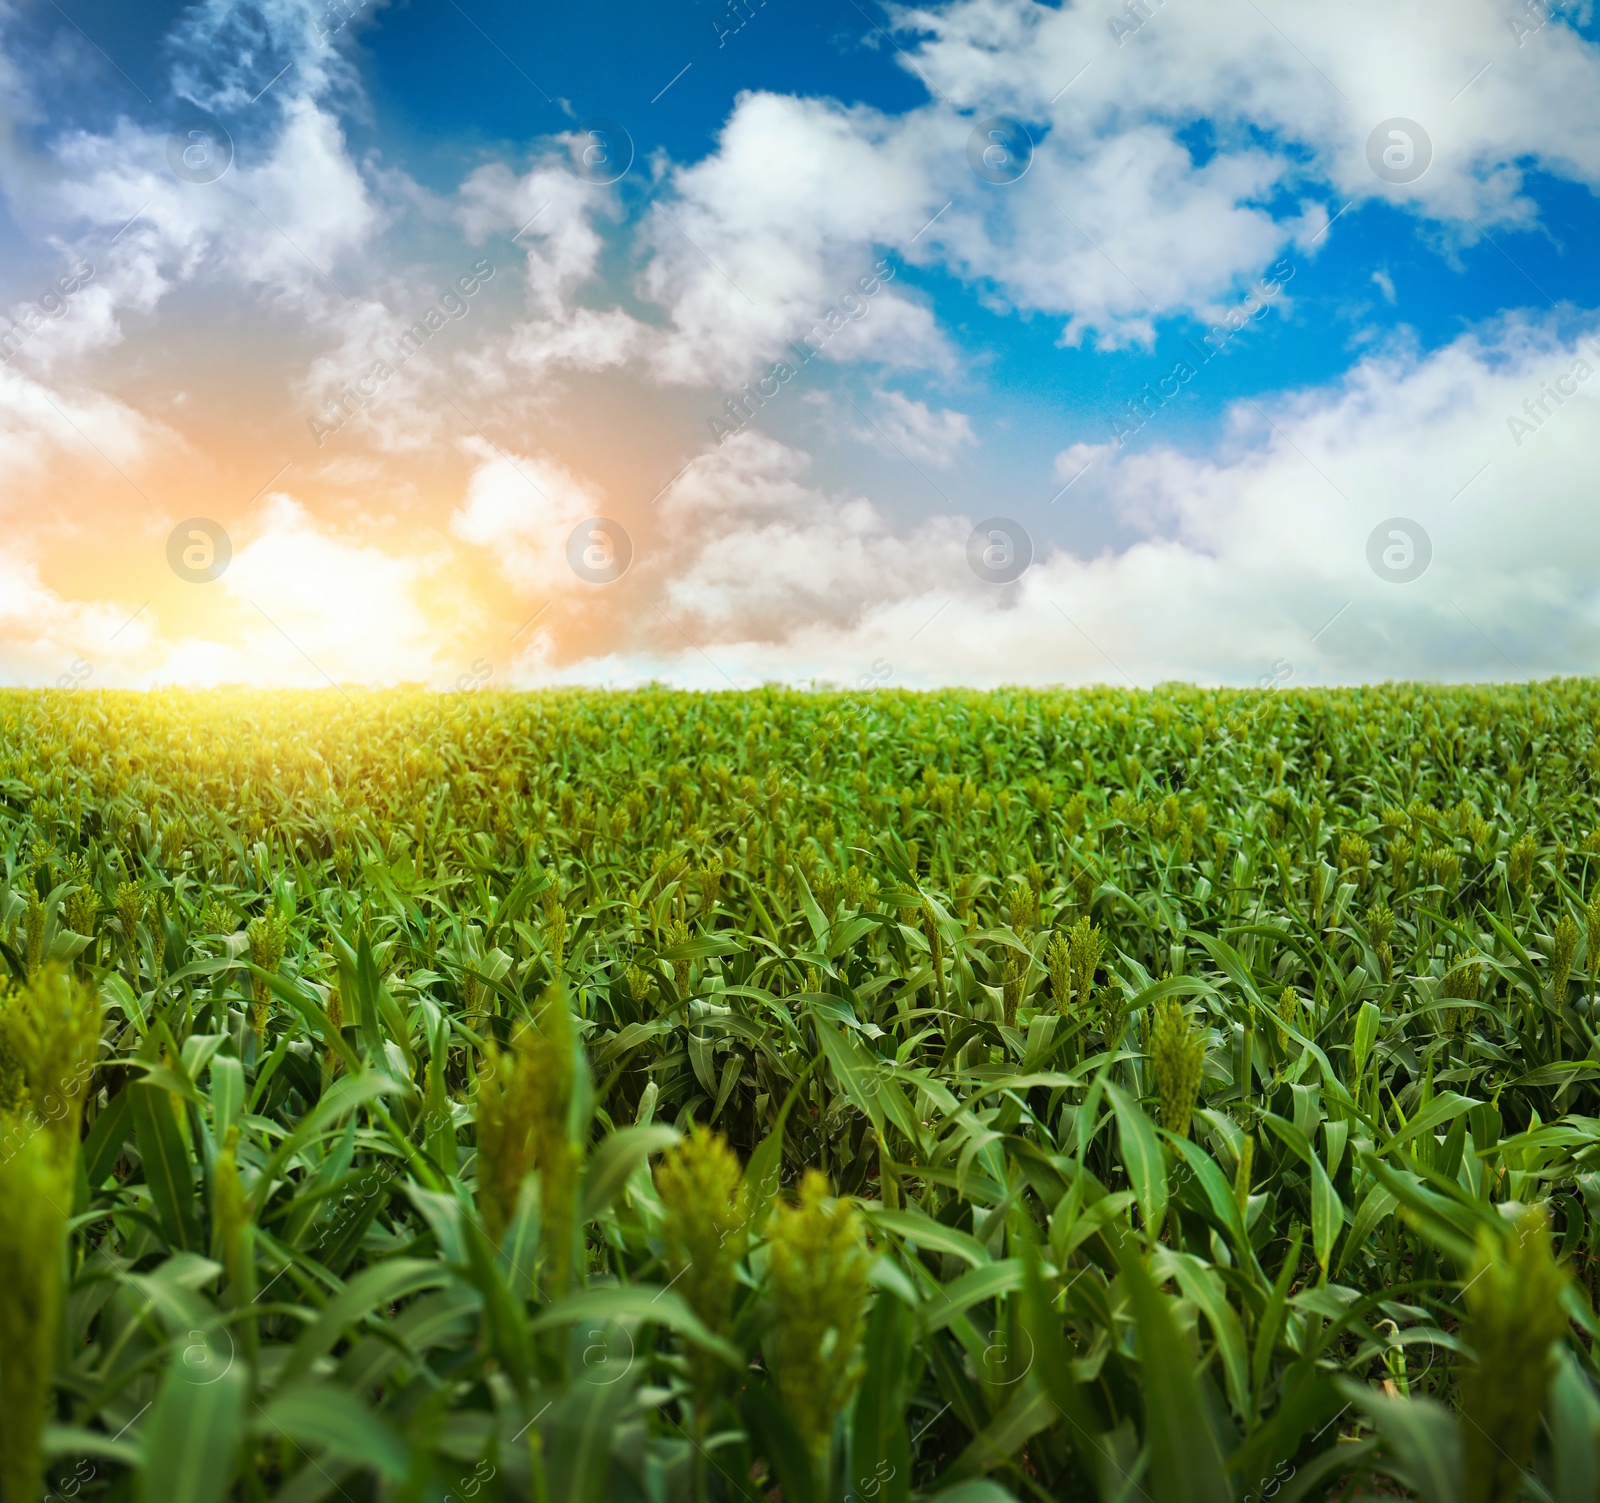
13, 490, 464, 691
0, 361, 166, 485
1053, 440, 1109, 484
625, 0, 1600, 370
655, 430, 966, 639
448, 441, 605, 593
500, 304, 648, 382
636, 92, 954, 385
297, 253, 508, 454
451, 154, 656, 395
0, 505, 440, 696
900, 0, 1600, 228
0, 0, 384, 370
166, 0, 381, 114
46, 94, 378, 317
533, 314, 1600, 686
4, 313, 1595, 689
852, 390, 976, 466
459, 157, 615, 318
0, 550, 150, 689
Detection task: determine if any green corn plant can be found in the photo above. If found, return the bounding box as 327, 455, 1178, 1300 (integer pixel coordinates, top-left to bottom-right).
1007, 878, 1035, 936
624, 962, 653, 1005
1001, 947, 1026, 1025
1234, 1132, 1254, 1217
655, 1121, 748, 1499
474, 1026, 540, 1249
1509, 831, 1538, 890
0, 989, 20, 1114
1275, 984, 1300, 1051
0, 1123, 70, 1503
210, 1123, 257, 1359
322, 979, 344, 1071
21, 891, 44, 978
696, 852, 722, 914
1367, 899, 1395, 980
543, 888, 567, 971
920, 898, 945, 1010
1149, 996, 1206, 1136
1460, 1204, 1571, 1503
1550, 912, 1579, 1004
0, 964, 100, 1161
1340, 832, 1372, 889
1045, 926, 1072, 1017
656, 1125, 747, 1360
1071, 915, 1105, 1005
0, 965, 98, 1503
1390, 831, 1414, 888
1442, 959, 1482, 1036
246, 910, 289, 1035
527, 985, 581, 1291
114, 877, 145, 957
62, 875, 98, 941
765, 1169, 870, 1471
197, 894, 234, 937
664, 916, 690, 995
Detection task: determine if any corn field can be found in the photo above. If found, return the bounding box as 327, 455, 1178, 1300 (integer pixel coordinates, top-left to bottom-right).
5, 681, 1600, 1503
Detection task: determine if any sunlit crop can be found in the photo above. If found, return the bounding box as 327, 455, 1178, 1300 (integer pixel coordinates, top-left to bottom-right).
3, 681, 1600, 1503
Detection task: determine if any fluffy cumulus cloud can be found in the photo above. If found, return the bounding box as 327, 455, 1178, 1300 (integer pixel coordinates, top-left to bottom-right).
851, 391, 977, 467
0, 0, 387, 507
654, 431, 964, 639
636, 93, 954, 385
630, 0, 1600, 367
0, 360, 163, 480
449, 440, 606, 593
8, 311, 1597, 689
532, 314, 1600, 687
900, 0, 1600, 224
24, 38, 380, 328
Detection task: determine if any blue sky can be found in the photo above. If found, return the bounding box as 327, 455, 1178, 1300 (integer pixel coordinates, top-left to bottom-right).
2, 0, 1600, 688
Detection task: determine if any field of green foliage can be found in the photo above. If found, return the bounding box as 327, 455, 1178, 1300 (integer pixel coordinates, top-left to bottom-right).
5, 681, 1600, 1503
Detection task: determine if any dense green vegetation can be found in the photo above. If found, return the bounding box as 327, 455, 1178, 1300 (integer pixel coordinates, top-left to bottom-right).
4, 681, 1600, 1503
